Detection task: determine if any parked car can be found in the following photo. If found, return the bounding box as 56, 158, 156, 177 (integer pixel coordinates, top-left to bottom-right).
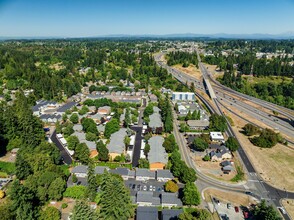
137, 185, 141, 191
234, 206, 239, 213
149, 185, 153, 191
152, 186, 156, 191
227, 203, 232, 209
143, 185, 147, 191
278, 207, 286, 215
132, 184, 136, 190
243, 211, 249, 219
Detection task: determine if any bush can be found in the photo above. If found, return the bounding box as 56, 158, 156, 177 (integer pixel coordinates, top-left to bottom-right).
164, 180, 179, 193
72, 174, 78, 183
242, 123, 259, 136
202, 155, 210, 161
250, 128, 279, 148
61, 203, 68, 209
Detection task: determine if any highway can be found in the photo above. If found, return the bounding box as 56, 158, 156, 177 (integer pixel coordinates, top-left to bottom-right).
154, 52, 294, 220
155, 52, 294, 145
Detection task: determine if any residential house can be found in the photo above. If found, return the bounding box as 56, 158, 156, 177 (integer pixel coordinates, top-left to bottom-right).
148, 107, 163, 134
71, 165, 88, 178
156, 170, 174, 182
136, 207, 158, 220
107, 128, 127, 160
187, 120, 209, 130
56, 102, 77, 115
222, 165, 234, 173
148, 136, 168, 170
135, 168, 156, 181
209, 146, 232, 162
136, 191, 160, 206
88, 113, 105, 124
109, 168, 135, 180
72, 132, 96, 150
161, 193, 183, 208
210, 132, 225, 142
40, 114, 62, 123
161, 209, 183, 220
94, 166, 110, 175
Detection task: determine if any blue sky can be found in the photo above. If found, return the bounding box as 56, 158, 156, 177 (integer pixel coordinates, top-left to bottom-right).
0, 0, 293, 37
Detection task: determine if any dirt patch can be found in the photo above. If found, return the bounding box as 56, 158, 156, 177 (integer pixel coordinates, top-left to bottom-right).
172, 64, 203, 81
220, 103, 294, 191
203, 64, 224, 80
282, 199, 294, 219
204, 188, 257, 207
0, 152, 16, 163
193, 155, 237, 182
48, 198, 75, 214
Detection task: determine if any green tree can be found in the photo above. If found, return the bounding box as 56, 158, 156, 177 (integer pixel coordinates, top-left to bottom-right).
185, 110, 192, 121
144, 143, 150, 157
182, 182, 201, 206
99, 172, 134, 219
78, 106, 89, 115
75, 143, 89, 164
48, 177, 66, 201
87, 162, 98, 201
70, 113, 79, 124
138, 158, 150, 169
226, 137, 239, 151
192, 137, 208, 151
124, 108, 131, 127
96, 140, 109, 161
85, 132, 97, 141
72, 174, 78, 183
81, 118, 98, 134
63, 186, 87, 199
143, 104, 154, 118
39, 206, 61, 220
242, 123, 259, 136
209, 114, 227, 132
252, 200, 281, 220
71, 200, 97, 220
251, 128, 279, 148
15, 154, 32, 180
104, 118, 120, 138
163, 134, 178, 153
67, 135, 80, 151
164, 180, 179, 193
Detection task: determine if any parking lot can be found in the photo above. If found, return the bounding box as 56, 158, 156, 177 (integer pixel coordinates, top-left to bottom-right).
212, 197, 245, 220
124, 179, 167, 197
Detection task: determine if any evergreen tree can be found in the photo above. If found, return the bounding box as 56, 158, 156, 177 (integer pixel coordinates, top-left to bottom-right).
71, 200, 97, 220
87, 162, 98, 201
96, 140, 109, 161
99, 172, 134, 219
182, 182, 201, 206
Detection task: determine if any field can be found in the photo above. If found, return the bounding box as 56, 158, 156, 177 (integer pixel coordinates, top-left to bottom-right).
204, 188, 257, 207
221, 103, 294, 191
172, 64, 203, 81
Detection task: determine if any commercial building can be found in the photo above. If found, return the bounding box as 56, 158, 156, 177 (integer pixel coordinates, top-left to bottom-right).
172, 92, 195, 101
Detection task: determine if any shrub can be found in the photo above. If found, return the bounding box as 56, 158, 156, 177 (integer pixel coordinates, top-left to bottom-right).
61, 203, 68, 209
164, 180, 179, 193
63, 186, 87, 199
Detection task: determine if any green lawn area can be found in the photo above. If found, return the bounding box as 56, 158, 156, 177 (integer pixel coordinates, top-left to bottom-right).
0, 161, 15, 175
243, 75, 292, 84
95, 162, 132, 169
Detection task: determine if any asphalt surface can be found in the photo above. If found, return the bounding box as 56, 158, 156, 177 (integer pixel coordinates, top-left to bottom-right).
50, 130, 73, 164
155, 52, 294, 220
131, 126, 143, 167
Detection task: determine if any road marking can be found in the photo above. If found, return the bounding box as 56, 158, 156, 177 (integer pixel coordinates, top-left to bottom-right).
248, 180, 259, 182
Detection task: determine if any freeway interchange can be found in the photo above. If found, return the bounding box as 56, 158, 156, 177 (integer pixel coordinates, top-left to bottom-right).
154, 52, 294, 220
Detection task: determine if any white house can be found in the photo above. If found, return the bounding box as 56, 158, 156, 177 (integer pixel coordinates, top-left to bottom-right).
172, 92, 195, 101
210, 132, 225, 142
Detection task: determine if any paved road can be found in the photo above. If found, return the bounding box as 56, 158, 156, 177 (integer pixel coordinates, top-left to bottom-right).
50, 130, 73, 165
131, 126, 143, 167
155, 52, 294, 220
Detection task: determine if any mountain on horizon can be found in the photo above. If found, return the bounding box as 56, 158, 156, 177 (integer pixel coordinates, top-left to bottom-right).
1, 32, 294, 40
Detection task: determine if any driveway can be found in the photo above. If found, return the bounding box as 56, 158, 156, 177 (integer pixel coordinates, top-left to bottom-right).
130, 126, 143, 167
50, 130, 73, 165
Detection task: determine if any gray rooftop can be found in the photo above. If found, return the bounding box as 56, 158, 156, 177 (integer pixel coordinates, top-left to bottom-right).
72, 165, 88, 174
148, 136, 168, 164
135, 168, 156, 178
57, 102, 77, 113
107, 128, 127, 154
137, 191, 154, 203
161, 193, 183, 206
149, 113, 162, 128
153, 106, 160, 114
109, 167, 129, 176
187, 120, 209, 127
94, 166, 110, 174
156, 170, 174, 179
136, 207, 158, 220
73, 124, 83, 132
161, 209, 183, 220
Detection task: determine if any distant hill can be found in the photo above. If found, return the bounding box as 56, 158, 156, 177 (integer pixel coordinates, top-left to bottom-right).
1, 32, 294, 41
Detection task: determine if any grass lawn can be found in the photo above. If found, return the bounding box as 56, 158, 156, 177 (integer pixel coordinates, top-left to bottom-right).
242, 75, 292, 85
